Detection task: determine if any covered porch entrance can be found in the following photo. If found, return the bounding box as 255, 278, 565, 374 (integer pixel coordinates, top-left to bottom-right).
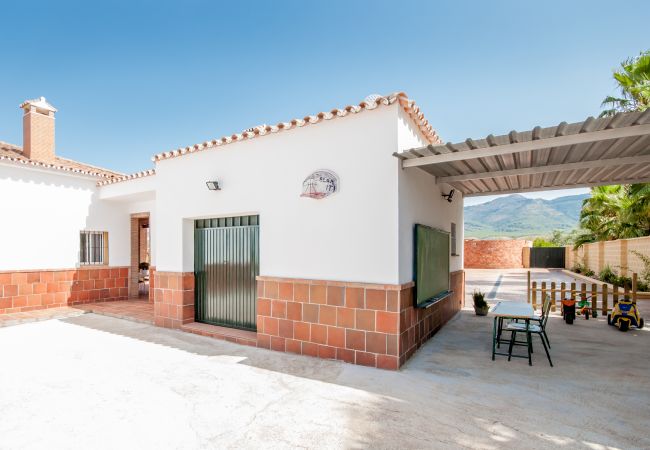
395, 110, 650, 296
130, 212, 151, 300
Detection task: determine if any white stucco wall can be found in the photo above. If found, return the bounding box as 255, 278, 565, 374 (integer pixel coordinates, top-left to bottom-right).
0, 100, 462, 285
397, 107, 429, 152
154, 104, 401, 284
0, 101, 461, 285
396, 108, 464, 283
0, 164, 132, 270
98, 175, 156, 201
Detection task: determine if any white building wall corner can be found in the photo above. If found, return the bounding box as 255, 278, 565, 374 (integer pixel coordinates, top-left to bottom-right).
396, 108, 464, 284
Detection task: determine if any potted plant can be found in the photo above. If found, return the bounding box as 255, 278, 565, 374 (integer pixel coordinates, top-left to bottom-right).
473, 289, 489, 316
139, 261, 149, 278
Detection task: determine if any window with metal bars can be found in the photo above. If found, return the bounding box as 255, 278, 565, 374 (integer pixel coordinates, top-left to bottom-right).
80, 231, 107, 265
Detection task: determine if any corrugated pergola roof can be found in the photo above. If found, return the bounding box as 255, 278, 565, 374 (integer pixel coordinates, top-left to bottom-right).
394, 110, 650, 196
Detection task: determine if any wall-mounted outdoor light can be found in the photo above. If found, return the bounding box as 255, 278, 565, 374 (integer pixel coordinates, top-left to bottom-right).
206, 180, 221, 191
441, 188, 455, 203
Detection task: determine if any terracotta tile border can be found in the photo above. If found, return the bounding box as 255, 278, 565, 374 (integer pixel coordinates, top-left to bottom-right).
152, 271, 194, 329
181, 322, 257, 347
256, 276, 415, 291
398, 271, 465, 366
255, 271, 464, 370
0, 266, 130, 315
145, 271, 464, 370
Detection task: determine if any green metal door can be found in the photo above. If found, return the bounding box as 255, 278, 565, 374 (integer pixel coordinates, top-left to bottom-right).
194, 215, 259, 331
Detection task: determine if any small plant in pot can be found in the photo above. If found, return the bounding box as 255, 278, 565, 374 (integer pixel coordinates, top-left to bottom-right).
139, 261, 149, 276
473, 289, 489, 316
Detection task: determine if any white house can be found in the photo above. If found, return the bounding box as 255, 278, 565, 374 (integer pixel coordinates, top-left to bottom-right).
0, 93, 465, 369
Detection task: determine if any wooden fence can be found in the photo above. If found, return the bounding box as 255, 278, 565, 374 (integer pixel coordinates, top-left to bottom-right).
526, 271, 639, 317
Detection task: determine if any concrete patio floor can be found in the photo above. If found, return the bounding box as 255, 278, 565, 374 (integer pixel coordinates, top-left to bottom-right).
466, 268, 593, 303
1, 295, 648, 449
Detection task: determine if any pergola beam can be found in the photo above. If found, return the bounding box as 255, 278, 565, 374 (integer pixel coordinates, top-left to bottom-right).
437, 154, 650, 183
462, 176, 650, 197
401, 123, 650, 168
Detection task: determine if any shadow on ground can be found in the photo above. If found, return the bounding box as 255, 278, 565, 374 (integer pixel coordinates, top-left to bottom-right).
55, 302, 650, 449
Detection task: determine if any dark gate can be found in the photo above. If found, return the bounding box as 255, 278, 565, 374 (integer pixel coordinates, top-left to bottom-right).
194, 215, 259, 331
529, 247, 565, 268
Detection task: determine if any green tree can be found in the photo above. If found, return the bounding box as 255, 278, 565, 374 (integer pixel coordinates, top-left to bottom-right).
573, 51, 650, 248
625, 183, 650, 233
532, 237, 554, 247
600, 50, 650, 117
573, 184, 650, 248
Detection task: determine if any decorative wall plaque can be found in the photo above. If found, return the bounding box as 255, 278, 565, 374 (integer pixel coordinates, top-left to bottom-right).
301, 170, 339, 199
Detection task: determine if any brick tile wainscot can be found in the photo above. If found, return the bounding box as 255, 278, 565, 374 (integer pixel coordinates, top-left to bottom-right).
148, 266, 155, 303
152, 271, 195, 329
256, 271, 464, 370
0, 267, 130, 315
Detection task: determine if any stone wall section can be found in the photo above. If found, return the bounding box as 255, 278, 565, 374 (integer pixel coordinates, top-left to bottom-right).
566, 236, 650, 276
464, 239, 531, 269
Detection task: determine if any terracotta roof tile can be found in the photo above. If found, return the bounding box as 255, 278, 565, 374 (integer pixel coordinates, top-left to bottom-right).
96, 169, 155, 186
0, 141, 123, 179
152, 92, 441, 163
97, 92, 440, 187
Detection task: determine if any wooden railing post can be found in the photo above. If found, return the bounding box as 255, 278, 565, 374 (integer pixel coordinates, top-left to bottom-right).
541, 282, 547, 312
624, 284, 630, 301
632, 273, 638, 304
560, 282, 566, 302
550, 282, 557, 312
570, 282, 576, 300
580, 283, 587, 304
613, 284, 619, 307
527, 271, 531, 304
591, 284, 598, 318
532, 281, 537, 310
601, 284, 608, 316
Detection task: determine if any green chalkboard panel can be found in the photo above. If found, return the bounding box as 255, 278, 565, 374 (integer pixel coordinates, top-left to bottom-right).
414, 224, 450, 307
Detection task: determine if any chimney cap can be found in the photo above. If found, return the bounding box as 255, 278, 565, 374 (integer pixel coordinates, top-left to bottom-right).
19, 96, 57, 113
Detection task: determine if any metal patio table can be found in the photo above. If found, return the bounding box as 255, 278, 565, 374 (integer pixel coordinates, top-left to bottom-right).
491, 301, 536, 365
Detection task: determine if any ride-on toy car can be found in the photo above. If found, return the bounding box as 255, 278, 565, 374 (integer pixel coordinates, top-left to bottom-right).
608, 298, 644, 332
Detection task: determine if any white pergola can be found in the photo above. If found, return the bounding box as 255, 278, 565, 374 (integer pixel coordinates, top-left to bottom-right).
394, 110, 650, 196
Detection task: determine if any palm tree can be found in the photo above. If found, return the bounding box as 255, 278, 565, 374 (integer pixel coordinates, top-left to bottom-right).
574, 184, 650, 248
600, 50, 650, 117
574, 186, 622, 246
625, 183, 650, 235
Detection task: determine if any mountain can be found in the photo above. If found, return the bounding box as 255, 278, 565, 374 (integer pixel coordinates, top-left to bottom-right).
464, 193, 589, 238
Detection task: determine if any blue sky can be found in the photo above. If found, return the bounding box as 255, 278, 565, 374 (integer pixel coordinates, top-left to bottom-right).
1, 0, 647, 203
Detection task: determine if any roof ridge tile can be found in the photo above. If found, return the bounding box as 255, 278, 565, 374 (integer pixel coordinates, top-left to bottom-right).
151, 92, 441, 163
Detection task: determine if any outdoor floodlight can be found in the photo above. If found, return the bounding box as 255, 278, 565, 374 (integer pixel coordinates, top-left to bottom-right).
441, 189, 455, 203
206, 180, 221, 191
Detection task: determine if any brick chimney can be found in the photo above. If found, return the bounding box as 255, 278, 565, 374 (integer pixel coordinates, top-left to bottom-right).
20, 97, 57, 162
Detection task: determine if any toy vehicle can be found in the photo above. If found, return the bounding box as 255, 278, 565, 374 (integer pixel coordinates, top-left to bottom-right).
608, 298, 644, 332
561, 298, 576, 324
577, 296, 594, 320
